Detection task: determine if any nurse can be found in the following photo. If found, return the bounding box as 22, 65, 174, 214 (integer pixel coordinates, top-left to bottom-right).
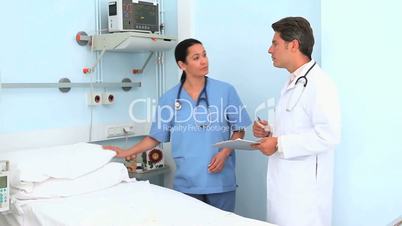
104, 38, 251, 212
252, 17, 341, 226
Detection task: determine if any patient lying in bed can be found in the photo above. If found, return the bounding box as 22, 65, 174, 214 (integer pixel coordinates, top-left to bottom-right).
0, 143, 276, 226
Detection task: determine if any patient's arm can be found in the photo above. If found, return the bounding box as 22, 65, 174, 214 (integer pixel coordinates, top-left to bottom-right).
103, 136, 160, 159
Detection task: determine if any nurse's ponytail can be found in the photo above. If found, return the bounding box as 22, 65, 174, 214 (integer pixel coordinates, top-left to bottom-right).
180, 71, 186, 83
174, 38, 202, 84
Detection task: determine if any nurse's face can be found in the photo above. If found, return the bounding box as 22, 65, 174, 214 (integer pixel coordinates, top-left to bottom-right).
179, 44, 209, 78
268, 32, 292, 69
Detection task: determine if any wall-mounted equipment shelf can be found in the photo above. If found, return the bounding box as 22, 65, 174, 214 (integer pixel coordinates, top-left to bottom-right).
91, 32, 177, 52
76, 31, 177, 74
0, 78, 140, 93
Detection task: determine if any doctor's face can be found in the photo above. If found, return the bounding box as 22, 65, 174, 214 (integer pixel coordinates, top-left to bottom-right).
179, 44, 209, 78
268, 32, 291, 69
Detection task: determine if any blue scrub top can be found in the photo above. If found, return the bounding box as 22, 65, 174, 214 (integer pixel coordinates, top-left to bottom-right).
149, 77, 251, 194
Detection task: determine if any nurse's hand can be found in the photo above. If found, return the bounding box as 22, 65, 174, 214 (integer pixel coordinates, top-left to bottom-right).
253, 119, 271, 138
208, 149, 231, 173
103, 145, 134, 159
251, 137, 278, 156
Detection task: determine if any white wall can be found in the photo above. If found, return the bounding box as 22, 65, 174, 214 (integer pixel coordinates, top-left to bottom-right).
321, 0, 402, 225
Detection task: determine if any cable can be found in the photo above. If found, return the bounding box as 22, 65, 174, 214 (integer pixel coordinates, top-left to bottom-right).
88, 0, 102, 142
88, 72, 95, 142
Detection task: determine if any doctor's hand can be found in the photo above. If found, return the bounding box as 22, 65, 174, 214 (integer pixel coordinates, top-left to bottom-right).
253, 119, 271, 138
208, 149, 231, 173
251, 137, 278, 156
103, 145, 136, 160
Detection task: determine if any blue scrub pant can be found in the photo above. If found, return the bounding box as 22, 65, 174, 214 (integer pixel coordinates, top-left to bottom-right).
185, 190, 236, 212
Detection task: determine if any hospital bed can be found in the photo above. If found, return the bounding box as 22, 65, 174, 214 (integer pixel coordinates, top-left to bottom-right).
0, 142, 275, 226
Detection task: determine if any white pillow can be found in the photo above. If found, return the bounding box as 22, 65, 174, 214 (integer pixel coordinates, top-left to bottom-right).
13, 162, 131, 199
0, 142, 116, 182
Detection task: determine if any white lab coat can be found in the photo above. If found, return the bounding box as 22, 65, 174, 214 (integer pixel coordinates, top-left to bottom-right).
267, 61, 341, 226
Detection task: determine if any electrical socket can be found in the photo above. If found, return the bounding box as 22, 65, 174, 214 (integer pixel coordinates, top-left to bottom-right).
102, 93, 115, 105
87, 93, 102, 106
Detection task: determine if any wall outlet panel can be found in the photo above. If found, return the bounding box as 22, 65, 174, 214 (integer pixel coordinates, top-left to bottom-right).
87, 93, 102, 106
107, 125, 136, 138
0, 122, 152, 151
102, 93, 115, 105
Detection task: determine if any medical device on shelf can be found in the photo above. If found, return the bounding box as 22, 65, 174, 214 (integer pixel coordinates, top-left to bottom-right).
142, 148, 164, 171
0, 160, 10, 212
108, 0, 159, 33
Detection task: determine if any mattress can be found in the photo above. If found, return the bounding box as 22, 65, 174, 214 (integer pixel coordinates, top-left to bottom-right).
0, 181, 275, 226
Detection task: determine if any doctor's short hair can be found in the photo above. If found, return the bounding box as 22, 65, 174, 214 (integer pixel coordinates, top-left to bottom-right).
175, 38, 202, 83
272, 16, 314, 59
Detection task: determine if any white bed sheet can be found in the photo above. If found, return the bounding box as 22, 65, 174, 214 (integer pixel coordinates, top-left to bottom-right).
0, 181, 275, 226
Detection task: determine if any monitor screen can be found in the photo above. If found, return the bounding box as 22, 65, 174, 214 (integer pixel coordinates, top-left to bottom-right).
0, 176, 6, 189
134, 4, 158, 25
109, 2, 117, 16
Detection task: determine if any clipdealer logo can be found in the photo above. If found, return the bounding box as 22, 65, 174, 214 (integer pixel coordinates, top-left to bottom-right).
254, 97, 276, 125
128, 97, 247, 131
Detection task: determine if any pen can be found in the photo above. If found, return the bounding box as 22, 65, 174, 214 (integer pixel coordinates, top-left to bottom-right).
256, 116, 265, 128
256, 116, 272, 135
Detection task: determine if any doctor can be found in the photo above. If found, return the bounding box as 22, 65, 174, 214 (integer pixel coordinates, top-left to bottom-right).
104, 38, 251, 212
252, 17, 341, 226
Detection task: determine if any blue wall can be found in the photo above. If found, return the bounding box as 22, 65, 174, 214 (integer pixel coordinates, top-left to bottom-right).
193, 0, 402, 224
0, 0, 95, 132
322, 0, 402, 225
2, 1, 401, 225
0, 0, 178, 136
193, 0, 321, 221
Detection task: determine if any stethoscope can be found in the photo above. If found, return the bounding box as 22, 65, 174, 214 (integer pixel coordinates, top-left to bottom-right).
286, 62, 316, 111
175, 76, 209, 111
174, 76, 210, 128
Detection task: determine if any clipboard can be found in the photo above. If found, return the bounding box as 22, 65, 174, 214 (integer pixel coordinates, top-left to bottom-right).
214, 138, 260, 150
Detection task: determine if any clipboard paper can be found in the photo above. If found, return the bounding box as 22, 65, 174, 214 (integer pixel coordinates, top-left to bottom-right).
214, 138, 260, 150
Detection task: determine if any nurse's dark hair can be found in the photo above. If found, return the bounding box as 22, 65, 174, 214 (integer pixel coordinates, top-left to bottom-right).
174, 38, 202, 83
272, 16, 314, 60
